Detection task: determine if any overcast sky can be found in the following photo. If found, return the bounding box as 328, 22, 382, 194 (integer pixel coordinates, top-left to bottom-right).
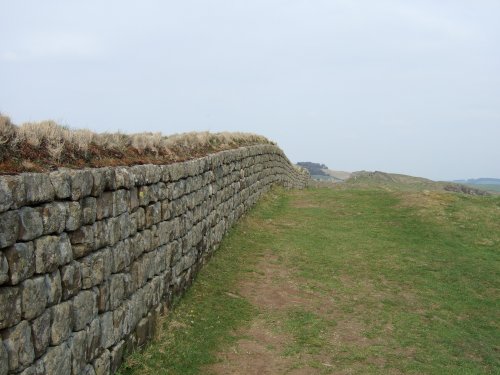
1, 0, 499, 180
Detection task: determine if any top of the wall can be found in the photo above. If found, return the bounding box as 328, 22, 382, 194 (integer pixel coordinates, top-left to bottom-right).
0, 114, 273, 175
0, 143, 307, 215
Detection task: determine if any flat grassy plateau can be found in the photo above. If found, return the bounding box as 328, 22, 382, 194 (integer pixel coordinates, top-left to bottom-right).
119, 185, 500, 375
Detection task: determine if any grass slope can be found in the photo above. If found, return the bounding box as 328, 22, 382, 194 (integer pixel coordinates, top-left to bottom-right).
119, 186, 500, 374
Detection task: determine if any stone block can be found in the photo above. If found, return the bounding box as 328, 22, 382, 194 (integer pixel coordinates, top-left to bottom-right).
50, 300, 72, 345
111, 240, 131, 273
65, 201, 82, 231
68, 329, 87, 375
18, 207, 43, 241
0, 341, 8, 375
115, 167, 132, 189
94, 220, 110, 250
109, 340, 124, 374
0, 177, 13, 213
109, 274, 126, 310
0, 253, 8, 285
21, 276, 47, 320
17, 359, 45, 375
73, 290, 97, 331
80, 247, 112, 289
96, 192, 113, 220
99, 312, 114, 349
82, 364, 96, 375
85, 318, 101, 361
145, 202, 161, 228
60, 262, 82, 300
34, 234, 71, 274
23, 173, 55, 205
107, 217, 121, 246
41, 342, 71, 375
96, 279, 110, 313
90, 168, 106, 197
44, 270, 62, 306
1, 320, 35, 372
135, 207, 145, 231
49, 170, 71, 199
70, 169, 93, 201
69, 224, 95, 258
118, 212, 131, 241
0, 210, 19, 249
93, 348, 110, 375
112, 189, 129, 217
129, 187, 139, 212
0, 287, 21, 329
30, 309, 51, 358
82, 197, 97, 225
40, 202, 66, 235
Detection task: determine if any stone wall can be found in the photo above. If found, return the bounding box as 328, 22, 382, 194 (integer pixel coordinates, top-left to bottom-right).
0, 144, 309, 375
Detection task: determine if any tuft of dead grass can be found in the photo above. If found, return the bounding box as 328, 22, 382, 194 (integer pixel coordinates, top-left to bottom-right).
0, 113, 274, 174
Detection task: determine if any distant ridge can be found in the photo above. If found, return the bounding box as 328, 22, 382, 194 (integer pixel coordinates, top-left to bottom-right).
453, 178, 500, 185
296, 162, 351, 181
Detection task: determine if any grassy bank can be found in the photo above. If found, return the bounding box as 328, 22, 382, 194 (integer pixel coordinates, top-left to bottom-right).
119, 186, 500, 374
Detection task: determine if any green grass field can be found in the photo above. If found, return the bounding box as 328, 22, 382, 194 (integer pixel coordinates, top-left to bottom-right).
118, 186, 500, 375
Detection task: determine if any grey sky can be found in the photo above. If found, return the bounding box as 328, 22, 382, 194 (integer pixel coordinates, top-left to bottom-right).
1, 0, 499, 180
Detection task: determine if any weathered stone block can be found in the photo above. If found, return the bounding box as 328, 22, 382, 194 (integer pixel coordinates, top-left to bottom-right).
129, 187, 139, 212
0, 178, 13, 214
82, 197, 97, 225
99, 312, 114, 349
30, 309, 50, 358
23, 173, 55, 205
85, 318, 101, 361
69, 224, 95, 258
0, 253, 8, 285
1, 320, 35, 372
0, 341, 8, 375
0, 289, 22, 336
70, 169, 93, 201
118, 212, 131, 241
96, 192, 113, 220
40, 202, 66, 235
17, 359, 44, 375
90, 168, 106, 197
135, 207, 146, 231
94, 220, 110, 250
82, 363, 97, 375
21, 276, 47, 320
50, 301, 72, 346
113, 189, 129, 217
34, 234, 71, 274
41, 342, 71, 375
96, 279, 110, 313
0, 210, 19, 249
80, 247, 112, 289
68, 329, 87, 375
49, 170, 71, 200
60, 261, 82, 300
109, 340, 125, 374
73, 290, 98, 331
111, 240, 131, 273
145, 202, 161, 228
109, 274, 126, 310
44, 270, 62, 306
93, 348, 110, 375
65, 201, 82, 231
115, 167, 132, 189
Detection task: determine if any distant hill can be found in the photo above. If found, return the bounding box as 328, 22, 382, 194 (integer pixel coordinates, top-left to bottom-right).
453, 178, 500, 185
296, 162, 351, 181
346, 171, 490, 195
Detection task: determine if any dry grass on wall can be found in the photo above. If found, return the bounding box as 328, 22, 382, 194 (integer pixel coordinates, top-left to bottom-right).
0, 114, 273, 174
